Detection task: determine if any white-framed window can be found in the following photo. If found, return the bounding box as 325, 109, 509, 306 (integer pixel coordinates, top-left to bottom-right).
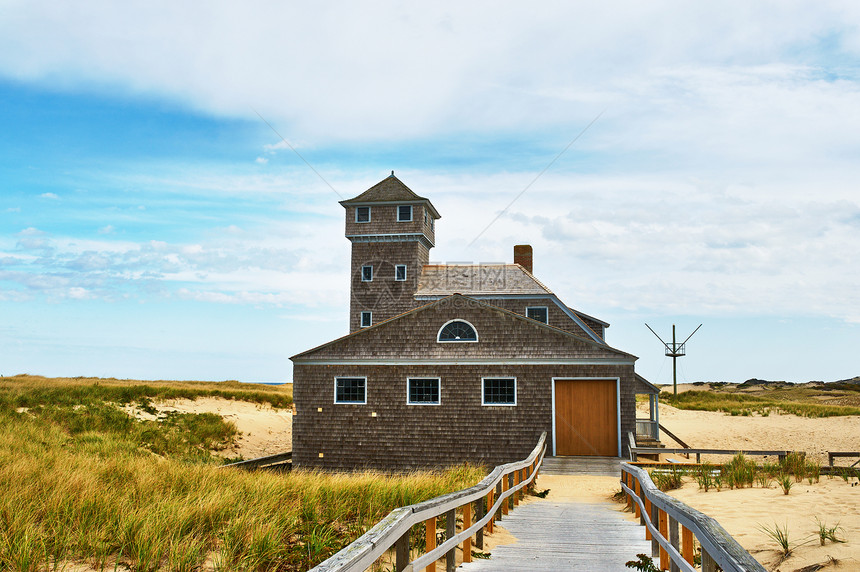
482, 377, 517, 406
437, 319, 478, 343
397, 205, 412, 222
361, 265, 373, 282
407, 378, 440, 405
395, 264, 407, 281
356, 206, 371, 223
334, 377, 366, 404
360, 311, 372, 328
526, 306, 548, 324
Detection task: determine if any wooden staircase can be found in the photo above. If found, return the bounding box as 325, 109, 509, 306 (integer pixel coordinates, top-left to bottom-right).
634, 435, 665, 461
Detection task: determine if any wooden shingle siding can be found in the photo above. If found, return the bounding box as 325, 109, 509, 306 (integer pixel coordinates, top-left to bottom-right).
292, 295, 638, 470
344, 204, 435, 246
479, 297, 596, 340
304, 296, 631, 362
292, 362, 636, 471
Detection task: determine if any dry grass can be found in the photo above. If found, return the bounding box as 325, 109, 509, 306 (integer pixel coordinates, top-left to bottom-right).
662, 386, 860, 418
0, 375, 483, 571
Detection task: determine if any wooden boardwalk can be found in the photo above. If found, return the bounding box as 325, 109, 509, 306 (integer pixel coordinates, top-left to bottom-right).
459, 457, 651, 571
539, 455, 624, 476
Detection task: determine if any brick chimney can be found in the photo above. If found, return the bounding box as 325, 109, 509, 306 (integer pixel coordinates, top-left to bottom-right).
514, 244, 533, 273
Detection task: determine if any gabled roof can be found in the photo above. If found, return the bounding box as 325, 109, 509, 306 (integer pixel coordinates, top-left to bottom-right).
291, 293, 636, 363
340, 173, 441, 218
414, 264, 607, 344
415, 264, 553, 296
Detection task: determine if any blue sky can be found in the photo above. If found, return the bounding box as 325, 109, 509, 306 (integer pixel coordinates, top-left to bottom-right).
1, 2, 859, 383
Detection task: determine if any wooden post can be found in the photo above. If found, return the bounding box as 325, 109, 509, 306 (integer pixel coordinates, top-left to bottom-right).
395, 530, 410, 572
495, 481, 502, 521
659, 509, 669, 571
626, 473, 633, 511
669, 515, 680, 572
644, 496, 652, 540
681, 525, 694, 566
650, 501, 660, 558
702, 549, 717, 572
462, 502, 472, 563
513, 470, 521, 506
445, 508, 456, 572
425, 516, 436, 572
634, 478, 642, 518
501, 476, 509, 516
476, 496, 485, 549
486, 490, 495, 533
519, 468, 525, 501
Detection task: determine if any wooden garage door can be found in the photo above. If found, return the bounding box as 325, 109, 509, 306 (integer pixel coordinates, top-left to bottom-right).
554, 379, 618, 456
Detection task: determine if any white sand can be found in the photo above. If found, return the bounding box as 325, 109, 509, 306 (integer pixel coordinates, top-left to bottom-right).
124, 396, 292, 460
640, 401, 860, 465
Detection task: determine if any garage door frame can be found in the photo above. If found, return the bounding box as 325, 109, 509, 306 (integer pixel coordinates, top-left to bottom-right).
551, 377, 621, 457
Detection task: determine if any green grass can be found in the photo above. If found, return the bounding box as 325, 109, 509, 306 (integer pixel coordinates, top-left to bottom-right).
0, 376, 484, 571
662, 390, 860, 418
1, 374, 294, 409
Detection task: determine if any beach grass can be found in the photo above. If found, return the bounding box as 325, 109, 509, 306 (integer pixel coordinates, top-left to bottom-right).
0, 375, 483, 571
662, 389, 860, 418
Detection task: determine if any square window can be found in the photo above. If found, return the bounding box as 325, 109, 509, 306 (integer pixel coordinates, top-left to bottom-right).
360, 311, 372, 327
397, 205, 412, 222
407, 378, 440, 405
395, 264, 407, 281
526, 306, 548, 324
482, 378, 516, 406
361, 265, 373, 282
335, 377, 366, 404
356, 206, 370, 223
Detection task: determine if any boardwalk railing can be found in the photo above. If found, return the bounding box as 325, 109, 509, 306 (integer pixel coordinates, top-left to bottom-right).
621, 463, 766, 572
311, 432, 547, 572
828, 451, 860, 468
220, 451, 292, 471
631, 446, 792, 464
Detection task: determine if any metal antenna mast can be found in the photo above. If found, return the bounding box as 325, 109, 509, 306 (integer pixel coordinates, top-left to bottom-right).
645, 323, 703, 395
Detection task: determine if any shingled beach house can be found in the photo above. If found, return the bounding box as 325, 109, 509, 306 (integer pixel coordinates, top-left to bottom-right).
291, 174, 659, 471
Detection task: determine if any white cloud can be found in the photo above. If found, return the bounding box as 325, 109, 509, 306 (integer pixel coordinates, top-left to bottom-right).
39, 192, 59, 200
2, 3, 859, 142
255, 156, 268, 164
97, 225, 114, 234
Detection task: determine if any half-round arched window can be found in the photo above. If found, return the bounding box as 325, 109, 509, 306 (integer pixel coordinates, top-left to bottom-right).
437, 320, 478, 342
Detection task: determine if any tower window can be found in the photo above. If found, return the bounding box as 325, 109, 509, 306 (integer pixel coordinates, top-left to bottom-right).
395, 265, 407, 281
526, 306, 548, 324
437, 320, 478, 342
356, 206, 371, 223
397, 205, 412, 222
361, 265, 373, 281
361, 311, 372, 327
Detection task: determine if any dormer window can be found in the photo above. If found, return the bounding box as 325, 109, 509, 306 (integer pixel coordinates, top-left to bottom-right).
397, 205, 412, 222
526, 306, 548, 324
438, 320, 478, 342
356, 206, 371, 223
